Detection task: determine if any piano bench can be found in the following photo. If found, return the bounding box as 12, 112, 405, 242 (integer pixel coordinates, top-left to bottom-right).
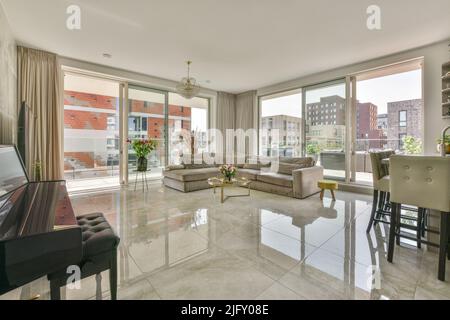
47, 212, 120, 300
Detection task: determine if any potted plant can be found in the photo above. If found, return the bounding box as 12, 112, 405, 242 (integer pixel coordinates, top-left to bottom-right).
128, 139, 158, 172
219, 164, 237, 182
306, 143, 321, 162
437, 135, 450, 155
402, 136, 423, 155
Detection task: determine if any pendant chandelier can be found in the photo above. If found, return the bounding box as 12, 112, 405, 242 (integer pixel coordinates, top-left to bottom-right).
176, 61, 201, 99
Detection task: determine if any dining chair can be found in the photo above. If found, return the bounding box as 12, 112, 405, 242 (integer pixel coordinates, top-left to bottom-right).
387, 155, 450, 281
366, 150, 395, 233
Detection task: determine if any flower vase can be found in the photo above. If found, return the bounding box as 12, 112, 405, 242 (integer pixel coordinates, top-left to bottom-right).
137, 157, 148, 172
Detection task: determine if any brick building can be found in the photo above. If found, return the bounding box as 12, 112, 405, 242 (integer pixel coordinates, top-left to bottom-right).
387, 99, 423, 150
64, 90, 193, 170
356, 102, 383, 150
306, 96, 382, 150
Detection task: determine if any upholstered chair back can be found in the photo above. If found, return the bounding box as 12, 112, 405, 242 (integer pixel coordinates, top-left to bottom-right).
390, 155, 450, 212
370, 150, 395, 188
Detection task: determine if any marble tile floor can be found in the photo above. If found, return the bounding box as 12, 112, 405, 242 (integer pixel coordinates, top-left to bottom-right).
2, 181, 450, 300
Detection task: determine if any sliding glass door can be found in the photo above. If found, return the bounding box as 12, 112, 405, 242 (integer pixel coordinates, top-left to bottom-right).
350, 60, 423, 185
126, 86, 210, 183
127, 86, 168, 182
63, 71, 210, 191
303, 80, 347, 181
63, 73, 122, 192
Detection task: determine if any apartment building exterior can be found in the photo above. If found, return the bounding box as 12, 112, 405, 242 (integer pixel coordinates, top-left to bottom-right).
305, 96, 382, 151
306, 95, 346, 126
64, 90, 194, 171
356, 102, 383, 150
387, 99, 423, 150
260, 115, 303, 156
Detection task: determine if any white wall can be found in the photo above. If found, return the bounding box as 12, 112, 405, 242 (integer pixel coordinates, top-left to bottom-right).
0, 2, 17, 144
257, 40, 450, 154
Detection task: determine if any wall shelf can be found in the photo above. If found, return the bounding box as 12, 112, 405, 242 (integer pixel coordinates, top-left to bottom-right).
443, 61, 450, 118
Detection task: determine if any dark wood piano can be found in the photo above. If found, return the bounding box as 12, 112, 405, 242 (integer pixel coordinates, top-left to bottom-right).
0, 145, 82, 296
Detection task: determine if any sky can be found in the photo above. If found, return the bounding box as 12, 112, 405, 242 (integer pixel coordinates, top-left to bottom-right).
261, 69, 422, 117
357, 69, 422, 114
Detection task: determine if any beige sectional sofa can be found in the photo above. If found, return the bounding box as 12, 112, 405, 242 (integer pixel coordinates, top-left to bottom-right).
163, 157, 323, 199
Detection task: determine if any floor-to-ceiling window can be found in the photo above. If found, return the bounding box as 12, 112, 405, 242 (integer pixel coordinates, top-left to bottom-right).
63, 73, 121, 192
259, 90, 303, 157
352, 60, 423, 185
304, 81, 347, 181
256, 59, 423, 187
64, 71, 210, 191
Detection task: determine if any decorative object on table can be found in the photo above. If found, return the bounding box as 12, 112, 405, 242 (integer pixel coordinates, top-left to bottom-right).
317, 180, 338, 201
176, 61, 201, 99
437, 134, 450, 155
128, 138, 158, 172
219, 164, 237, 182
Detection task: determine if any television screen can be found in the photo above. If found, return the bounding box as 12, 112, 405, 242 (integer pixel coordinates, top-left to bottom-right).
0, 146, 29, 197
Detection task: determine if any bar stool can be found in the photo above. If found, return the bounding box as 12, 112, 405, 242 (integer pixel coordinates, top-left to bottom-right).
387, 155, 450, 281
366, 150, 395, 233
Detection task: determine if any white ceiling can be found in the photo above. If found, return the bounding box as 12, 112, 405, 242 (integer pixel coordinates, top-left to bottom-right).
2, 0, 450, 93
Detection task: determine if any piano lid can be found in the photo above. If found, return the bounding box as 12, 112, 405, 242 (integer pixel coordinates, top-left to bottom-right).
0, 181, 76, 241
0, 146, 77, 241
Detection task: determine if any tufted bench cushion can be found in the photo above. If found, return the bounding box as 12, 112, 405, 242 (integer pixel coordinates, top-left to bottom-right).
76, 213, 120, 258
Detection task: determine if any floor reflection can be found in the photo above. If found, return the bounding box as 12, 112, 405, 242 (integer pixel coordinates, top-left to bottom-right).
1, 182, 449, 300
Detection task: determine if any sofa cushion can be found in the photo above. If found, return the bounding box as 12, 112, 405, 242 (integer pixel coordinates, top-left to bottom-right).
165, 164, 185, 171
243, 156, 272, 170
277, 163, 308, 175
279, 157, 316, 167
238, 168, 260, 180
184, 163, 216, 169
257, 173, 293, 188
164, 167, 219, 182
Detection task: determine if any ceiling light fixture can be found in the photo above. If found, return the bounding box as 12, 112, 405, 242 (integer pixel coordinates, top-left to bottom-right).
103, 53, 112, 58
176, 61, 201, 99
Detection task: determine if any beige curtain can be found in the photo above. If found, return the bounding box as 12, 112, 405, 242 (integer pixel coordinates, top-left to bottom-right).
18, 46, 62, 180
236, 90, 256, 131
216, 92, 236, 132
216, 92, 236, 163
236, 91, 256, 159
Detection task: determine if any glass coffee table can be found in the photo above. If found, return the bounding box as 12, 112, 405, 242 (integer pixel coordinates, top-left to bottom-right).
207, 177, 252, 203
